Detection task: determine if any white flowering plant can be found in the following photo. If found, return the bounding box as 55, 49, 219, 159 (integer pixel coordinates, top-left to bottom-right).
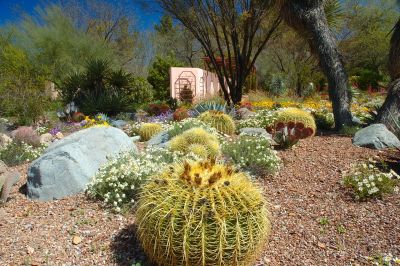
221, 135, 281, 177
366, 253, 400, 266
236, 109, 277, 130
342, 161, 399, 201
167, 118, 221, 139
0, 141, 46, 166
87, 147, 200, 212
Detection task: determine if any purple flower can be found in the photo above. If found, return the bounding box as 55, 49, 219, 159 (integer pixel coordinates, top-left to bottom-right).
49, 127, 61, 136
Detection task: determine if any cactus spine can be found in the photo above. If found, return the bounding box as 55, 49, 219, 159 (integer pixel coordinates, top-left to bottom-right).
139, 123, 163, 141
275, 108, 316, 135
169, 127, 220, 158
135, 159, 271, 266
198, 110, 236, 135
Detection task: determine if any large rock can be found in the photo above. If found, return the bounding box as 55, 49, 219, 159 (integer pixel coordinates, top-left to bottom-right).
353, 124, 400, 150
239, 127, 272, 140
147, 131, 170, 146
27, 127, 137, 201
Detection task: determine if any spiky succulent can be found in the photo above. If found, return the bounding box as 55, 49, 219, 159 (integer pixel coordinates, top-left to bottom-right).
139, 123, 163, 141
169, 127, 220, 158
275, 108, 316, 135
135, 159, 271, 266
198, 110, 236, 135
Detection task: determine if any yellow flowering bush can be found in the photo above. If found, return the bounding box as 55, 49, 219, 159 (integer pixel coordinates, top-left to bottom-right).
82, 116, 110, 128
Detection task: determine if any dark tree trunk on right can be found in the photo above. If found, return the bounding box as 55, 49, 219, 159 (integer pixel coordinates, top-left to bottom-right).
281, 0, 353, 129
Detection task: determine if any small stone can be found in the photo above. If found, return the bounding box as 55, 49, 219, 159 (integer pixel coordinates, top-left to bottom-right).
27, 246, 35, 254
317, 242, 326, 249
72, 235, 82, 245
274, 205, 281, 210
55, 132, 64, 139
263, 256, 271, 263
40, 133, 53, 145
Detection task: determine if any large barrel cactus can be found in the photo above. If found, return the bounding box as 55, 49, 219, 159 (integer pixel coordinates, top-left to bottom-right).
198, 110, 236, 135
169, 127, 220, 158
135, 159, 271, 266
275, 108, 316, 135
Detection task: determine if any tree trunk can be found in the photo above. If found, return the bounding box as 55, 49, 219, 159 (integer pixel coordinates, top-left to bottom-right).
282, 1, 353, 129
376, 79, 400, 135
377, 19, 400, 135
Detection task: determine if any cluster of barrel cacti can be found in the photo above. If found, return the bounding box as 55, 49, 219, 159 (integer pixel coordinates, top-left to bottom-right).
169, 127, 220, 158
198, 110, 236, 135
139, 123, 163, 141
135, 159, 271, 266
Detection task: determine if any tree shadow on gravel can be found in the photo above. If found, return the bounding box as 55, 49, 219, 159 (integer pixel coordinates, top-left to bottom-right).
110, 223, 155, 266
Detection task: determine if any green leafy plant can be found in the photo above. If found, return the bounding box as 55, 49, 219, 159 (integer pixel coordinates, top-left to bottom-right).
87, 147, 197, 212
198, 110, 236, 135
222, 135, 280, 176
60, 59, 148, 115
339, 125, 361, 136
312, 109, 335, 130
135, 159, 271, 266
0, 142, 45, 166
268, 74, 287, 96
342, 161, 399, 200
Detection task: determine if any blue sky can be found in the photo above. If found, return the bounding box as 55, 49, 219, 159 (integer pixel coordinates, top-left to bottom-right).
0, 0, 162, 30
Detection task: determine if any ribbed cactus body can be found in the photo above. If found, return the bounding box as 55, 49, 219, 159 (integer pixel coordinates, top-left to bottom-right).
198, 111, 236, 135
135, 159, 271, 266
276, 108, 316, 135
169, 128, 220, 158
139, 123, 163, 141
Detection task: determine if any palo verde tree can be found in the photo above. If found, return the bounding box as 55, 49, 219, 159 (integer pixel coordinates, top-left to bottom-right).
279, 0, 354, 129
156, 0, 281, 105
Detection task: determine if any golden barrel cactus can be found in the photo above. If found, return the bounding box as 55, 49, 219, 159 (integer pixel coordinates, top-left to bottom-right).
275, 108, 316, 135
135, 159, 271, 266
198, 110, 236, 135
169, 127, 220, 158
139, 123, 163, 141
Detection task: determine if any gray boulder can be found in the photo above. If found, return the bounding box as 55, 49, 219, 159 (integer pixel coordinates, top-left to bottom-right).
27, 127, 137, 201
353, 124, 400, 150
147, 131, 170, 146
239, 127, 272, 140
111, 119, 128, 129
237, 108, 256, 120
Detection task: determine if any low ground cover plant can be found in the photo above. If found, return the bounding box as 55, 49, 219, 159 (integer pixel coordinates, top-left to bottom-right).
0, 142, 45, 166
222, 135, 280, 176
342, 161, 399, 200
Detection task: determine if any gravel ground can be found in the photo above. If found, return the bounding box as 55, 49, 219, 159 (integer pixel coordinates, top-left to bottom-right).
1, 136, 399, 265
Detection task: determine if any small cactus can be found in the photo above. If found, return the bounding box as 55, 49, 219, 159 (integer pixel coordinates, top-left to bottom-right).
135, 159, 271, 266
139, 123, 163, 141
198, 110, 236, 135
275, 108, 316, 136
273, 121, 314, 149
169, 127, 220, 158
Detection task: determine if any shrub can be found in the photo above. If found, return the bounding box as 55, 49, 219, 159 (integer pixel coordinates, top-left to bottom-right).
147, 56, 183, 101
87, 147, 197, 212
357, 69, 383, 91
0, 142, 45, 166
139, 123, 163, 141
60, 59, 147, 115
275, 108, 316, 135
268, 74, 287, 96
236, 109, 277, 130
169, 127, 220, 158
127, 77, 154, 109
198, 110, 236, 135
222, 135, 281, 176
135, 159, 271, 266
0, 44, 50, 125
173, 107, 189, 121
146, 102, 171, 116
339, 125, 361, 137
312, 109, 334, 130
10, 127, 40, 147
342, 161, 399, 200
